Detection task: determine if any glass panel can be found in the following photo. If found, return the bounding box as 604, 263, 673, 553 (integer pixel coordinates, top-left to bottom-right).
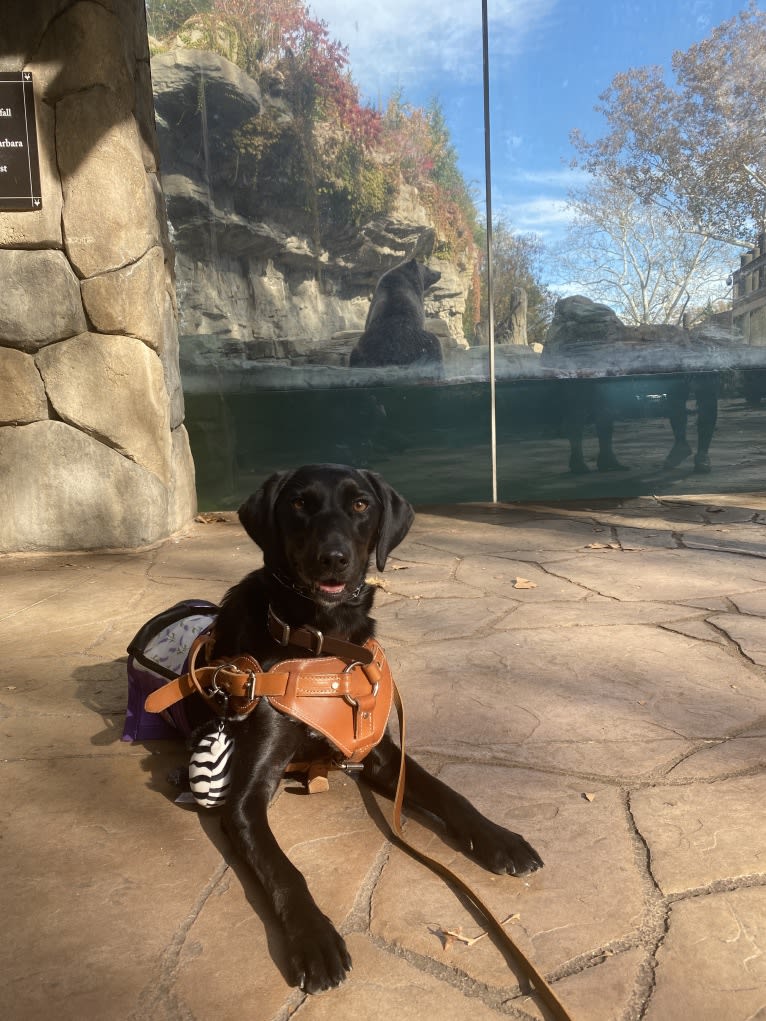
488, 1, 766, 501
147, 0, 493, 507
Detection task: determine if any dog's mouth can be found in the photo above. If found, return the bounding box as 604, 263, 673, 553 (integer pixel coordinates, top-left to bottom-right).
313, 580, 349, 602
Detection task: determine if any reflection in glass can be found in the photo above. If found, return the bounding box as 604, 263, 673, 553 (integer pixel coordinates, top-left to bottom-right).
488, 0, 766, 503
148, 0, 494, 505
148, 2, 766, 506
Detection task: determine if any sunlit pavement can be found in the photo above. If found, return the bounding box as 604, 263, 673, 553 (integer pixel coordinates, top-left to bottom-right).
2, 493, 766, 1021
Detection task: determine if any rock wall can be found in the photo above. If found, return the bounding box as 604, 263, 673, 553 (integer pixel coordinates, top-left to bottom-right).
151, 49, 471, 359
542, 294, 760, 375
0, 0, 196, 552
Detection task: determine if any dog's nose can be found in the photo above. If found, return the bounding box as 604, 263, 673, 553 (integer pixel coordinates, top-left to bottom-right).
320, 548, 349, 572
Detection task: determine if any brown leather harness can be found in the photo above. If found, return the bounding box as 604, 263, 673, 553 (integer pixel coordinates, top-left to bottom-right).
143, 608, 574, 1021
144, 608, 392, 767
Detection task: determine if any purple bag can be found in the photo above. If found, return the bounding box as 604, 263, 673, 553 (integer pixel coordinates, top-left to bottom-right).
122, 600, 218, 741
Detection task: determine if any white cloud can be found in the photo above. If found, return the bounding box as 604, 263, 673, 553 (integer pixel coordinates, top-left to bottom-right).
309, 0, 557, 97
491, 165, 590, 238
508, 166, 591, 189
495, 195, 575, 238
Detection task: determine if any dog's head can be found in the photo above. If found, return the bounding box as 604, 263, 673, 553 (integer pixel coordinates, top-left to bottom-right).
238, 464, 414, 607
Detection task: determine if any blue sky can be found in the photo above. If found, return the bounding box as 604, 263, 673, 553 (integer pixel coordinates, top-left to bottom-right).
310, 0, 748, 247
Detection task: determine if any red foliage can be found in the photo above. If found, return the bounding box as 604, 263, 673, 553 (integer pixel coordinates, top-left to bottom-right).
211, 0, 380, 144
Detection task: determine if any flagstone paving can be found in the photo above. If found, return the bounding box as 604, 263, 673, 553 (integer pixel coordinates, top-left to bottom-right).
2, 493, 765, 1021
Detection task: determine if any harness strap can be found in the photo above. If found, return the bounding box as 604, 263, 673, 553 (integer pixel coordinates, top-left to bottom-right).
143, 636, 291, 715
388, 680, 575, 1021
144, 634, 382, 711
143, 632, 391, 761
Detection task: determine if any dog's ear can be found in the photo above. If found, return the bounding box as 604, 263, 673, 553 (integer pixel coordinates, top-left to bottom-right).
238, 470, 290, 555
362, 471, 414, 571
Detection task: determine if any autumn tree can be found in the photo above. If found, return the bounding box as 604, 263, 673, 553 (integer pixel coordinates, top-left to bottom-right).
557, 178, 732, 325
571, 2, 766, 248
477, 218, 555, 346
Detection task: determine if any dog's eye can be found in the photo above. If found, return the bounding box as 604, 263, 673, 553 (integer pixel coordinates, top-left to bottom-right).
291, 498, 305, 511
352, 499, 369, 513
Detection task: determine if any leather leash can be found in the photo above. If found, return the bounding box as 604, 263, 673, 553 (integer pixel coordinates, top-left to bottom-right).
388, 679, 575, 1021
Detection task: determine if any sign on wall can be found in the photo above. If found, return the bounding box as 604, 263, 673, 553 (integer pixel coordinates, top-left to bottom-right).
0, 71, 42, 211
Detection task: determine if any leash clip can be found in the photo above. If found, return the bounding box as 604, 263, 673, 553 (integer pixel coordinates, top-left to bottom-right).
209, 663, 236, 703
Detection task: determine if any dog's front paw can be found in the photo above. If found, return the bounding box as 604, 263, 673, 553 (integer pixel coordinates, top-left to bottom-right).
467, 822, 544, 876
286, 912, 352, 994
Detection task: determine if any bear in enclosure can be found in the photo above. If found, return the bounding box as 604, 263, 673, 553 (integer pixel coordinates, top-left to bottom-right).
349, 259, 443, 367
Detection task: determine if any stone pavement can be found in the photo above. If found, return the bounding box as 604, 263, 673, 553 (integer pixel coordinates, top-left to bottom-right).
2, 494, 766, 1021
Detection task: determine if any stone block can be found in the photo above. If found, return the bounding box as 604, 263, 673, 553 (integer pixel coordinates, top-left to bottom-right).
0, 0, 68, 69
0, 420, 168, 552
134, 58, 159, 172
37, 332, 171, 482
159, 289, 186, 429
372, 766, 646, 984
644, 889, 766, 1021
383, 622, 764, 778
295, 935, 513, 1021
81, 245, 165, 350
56, 87, 159, 277
707, 612, 766, 666
545, 546, 766, 602
32, 1, 132, 102
0, 249, 86, 350
168, 425, 197, 533
0, 347, 47, 423
630, 775, 766, 894
0, 751, 224, 1021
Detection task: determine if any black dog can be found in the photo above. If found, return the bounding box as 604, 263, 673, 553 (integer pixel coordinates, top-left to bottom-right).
210, 463, 543, 993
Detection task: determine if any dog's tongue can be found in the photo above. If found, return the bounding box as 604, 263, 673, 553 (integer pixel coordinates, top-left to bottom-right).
318, 582, 345, 595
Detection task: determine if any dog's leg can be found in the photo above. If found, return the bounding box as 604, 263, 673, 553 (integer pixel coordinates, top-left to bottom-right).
221, 706, 352, 993
362, 734, 544, 875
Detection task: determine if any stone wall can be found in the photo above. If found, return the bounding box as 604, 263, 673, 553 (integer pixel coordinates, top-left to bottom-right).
0, 0, 196, 552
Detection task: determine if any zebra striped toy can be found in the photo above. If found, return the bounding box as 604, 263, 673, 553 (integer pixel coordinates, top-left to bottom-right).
188, 721, 234, 808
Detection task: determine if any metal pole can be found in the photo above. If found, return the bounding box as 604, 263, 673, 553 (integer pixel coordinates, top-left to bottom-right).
481, 0, 498, 502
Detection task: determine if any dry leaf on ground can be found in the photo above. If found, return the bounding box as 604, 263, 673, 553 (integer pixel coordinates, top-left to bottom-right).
365, 575, 389, 590
438, 913, 521, 950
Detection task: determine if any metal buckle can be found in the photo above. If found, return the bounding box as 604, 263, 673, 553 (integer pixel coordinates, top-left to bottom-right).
272, 613, 291, 646
245, 671, 257, 702
342, 660, 378, 697
302, 625, 324, 656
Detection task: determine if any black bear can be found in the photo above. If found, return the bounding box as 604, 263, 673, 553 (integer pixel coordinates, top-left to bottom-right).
349, 259, 443, 367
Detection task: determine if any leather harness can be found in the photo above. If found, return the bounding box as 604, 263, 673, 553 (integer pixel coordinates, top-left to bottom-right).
143, 606, 574, 1021
144, 608, 392, 764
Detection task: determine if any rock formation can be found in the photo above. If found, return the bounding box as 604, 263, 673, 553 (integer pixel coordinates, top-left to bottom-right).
150, 49, 471, 368
542, 294, 757, 374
